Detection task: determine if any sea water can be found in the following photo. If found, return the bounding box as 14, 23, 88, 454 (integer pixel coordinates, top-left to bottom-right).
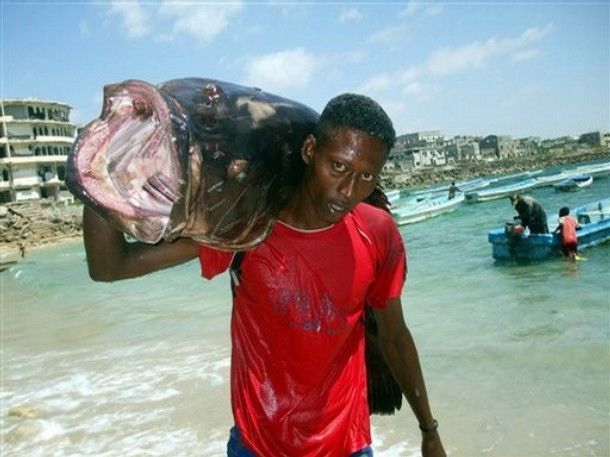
1, 172, 608, 457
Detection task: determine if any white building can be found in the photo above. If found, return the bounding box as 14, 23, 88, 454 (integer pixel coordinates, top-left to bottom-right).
0, 98, 77, 203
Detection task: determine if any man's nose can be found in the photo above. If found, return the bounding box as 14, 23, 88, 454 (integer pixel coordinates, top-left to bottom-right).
339, 176, 357, 198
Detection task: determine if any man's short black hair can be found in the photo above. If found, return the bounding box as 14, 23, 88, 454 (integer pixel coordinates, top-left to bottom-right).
559, 206, 570, 217
316, 93, 396, 152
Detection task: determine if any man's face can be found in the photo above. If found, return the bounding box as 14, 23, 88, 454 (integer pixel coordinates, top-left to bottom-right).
300, 127, 387, 227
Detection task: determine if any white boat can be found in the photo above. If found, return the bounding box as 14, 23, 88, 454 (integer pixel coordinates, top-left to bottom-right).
465, 178, 538, 203
531, 171, 573, 187
575, 161, 610, 176
392, 194, 465, 225
412, 177, 492, 201
384, 188, 402, 204
553, 174, 593, 192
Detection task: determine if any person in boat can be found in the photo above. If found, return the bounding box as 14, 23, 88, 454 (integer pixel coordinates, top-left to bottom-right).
447, 181, 460, 200
509, 193, 549, 234
553, 206, 580, 259
81, 94, 446, 457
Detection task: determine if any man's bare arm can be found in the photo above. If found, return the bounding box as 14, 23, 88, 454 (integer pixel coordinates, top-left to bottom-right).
83, 206, 200, 282
373, 298, 446, 457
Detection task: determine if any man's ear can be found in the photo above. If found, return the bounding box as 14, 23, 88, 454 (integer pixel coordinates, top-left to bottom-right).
301, 134, 316, 164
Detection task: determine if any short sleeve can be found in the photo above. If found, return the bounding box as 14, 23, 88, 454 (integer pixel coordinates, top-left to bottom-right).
367, 222, 406, 308
353, 204, 407, 308
198, 244, 233, 279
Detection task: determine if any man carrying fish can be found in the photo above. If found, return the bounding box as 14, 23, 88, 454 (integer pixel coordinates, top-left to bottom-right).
81, 90, 446, 457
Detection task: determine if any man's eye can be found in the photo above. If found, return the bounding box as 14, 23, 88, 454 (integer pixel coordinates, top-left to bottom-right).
332, 162, 346, 172
361, 173, 374, 182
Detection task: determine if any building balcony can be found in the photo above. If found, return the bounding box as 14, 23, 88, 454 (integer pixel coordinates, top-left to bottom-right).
0, 155, 68, 165
41, 177, 62, 186
13, 177, 42, 188
1, 135, 75, 144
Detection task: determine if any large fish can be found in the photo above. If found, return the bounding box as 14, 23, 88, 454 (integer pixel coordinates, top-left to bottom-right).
66, 77, 319, 249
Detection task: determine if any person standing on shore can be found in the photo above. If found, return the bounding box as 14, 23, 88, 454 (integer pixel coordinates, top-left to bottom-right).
509, 193, 549, 234
18, 242, 26, 258
82, 93, 446, 457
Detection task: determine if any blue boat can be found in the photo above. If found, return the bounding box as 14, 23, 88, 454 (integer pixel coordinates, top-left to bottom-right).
488, 198, 610, 261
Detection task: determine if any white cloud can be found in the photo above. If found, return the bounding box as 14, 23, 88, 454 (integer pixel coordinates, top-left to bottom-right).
511, 49, 541, 63
399, 1, 443, 18
157, 1, 243, 43
399, 1, 419, 18
403, 81, 438, 101
104, 1, 243, 42
339, 7, 362, 23
243, 48, 317, 91
426, 23, 553, 75
357, 23, 552, 105
427, 38, 497, 75
108, 1, 150, 38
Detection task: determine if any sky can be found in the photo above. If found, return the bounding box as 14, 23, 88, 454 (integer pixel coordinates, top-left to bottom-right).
2, 1, 608, 140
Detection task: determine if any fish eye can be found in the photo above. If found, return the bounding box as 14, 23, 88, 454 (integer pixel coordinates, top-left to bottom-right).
332, 161, 346, 173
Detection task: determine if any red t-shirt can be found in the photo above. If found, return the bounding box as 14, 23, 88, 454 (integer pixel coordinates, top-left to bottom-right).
199, 203, 406, 456
559, 215, 577, 244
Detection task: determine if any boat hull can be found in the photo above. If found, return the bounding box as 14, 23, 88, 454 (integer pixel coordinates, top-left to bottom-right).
488, 198, 610, 261
553, 174, 593, 192
393, 195, 464, 225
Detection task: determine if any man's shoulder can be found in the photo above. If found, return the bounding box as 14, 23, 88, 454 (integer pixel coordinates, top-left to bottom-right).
351, 202, 396, 233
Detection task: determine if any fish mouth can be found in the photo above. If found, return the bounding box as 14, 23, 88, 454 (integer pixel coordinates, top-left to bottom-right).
67, 80, 191, 243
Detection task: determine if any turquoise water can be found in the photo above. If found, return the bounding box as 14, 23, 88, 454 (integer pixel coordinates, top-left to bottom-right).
2, 171, 609, 457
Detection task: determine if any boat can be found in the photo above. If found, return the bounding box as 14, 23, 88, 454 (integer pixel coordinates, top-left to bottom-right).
412, 177, 492, 202
553, 174, 593, 192
384, 188, 403, 204
575, 161, 610, 176
487, 198, 610, 261
465, 178, 538, 203
392, 193, 465, 225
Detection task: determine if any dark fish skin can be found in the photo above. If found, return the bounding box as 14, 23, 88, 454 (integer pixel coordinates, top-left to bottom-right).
66, 78, 319, 249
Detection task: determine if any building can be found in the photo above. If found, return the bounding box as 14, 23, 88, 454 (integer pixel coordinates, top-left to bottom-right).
515, 137, 540, 156
478, 135, 517, 160
0, 98, 77, 203
579, 131, 610, 148
399, 130, 443, 148
444, 136, 481, 162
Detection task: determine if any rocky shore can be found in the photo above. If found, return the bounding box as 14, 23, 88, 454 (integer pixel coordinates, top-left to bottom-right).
1, 148, 608, 258
0, 199, 83, 260
381, 147, 610, 190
